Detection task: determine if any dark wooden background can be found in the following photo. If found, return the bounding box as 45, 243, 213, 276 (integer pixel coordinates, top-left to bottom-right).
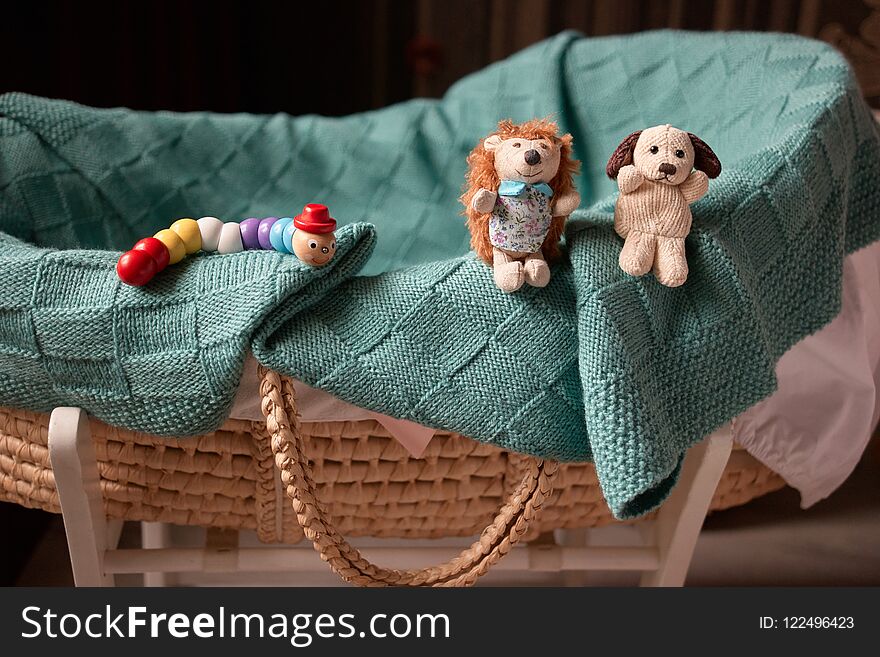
1, 0, 876, 116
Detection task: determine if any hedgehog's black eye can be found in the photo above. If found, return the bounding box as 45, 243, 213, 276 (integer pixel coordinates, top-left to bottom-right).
539, 142, 549, 149
512, 142, 522, 148
649, 145, 659, 154
675, 149, 685, 158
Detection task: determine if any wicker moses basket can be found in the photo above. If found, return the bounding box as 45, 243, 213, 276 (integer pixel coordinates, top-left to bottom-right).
0, 367, 785, 585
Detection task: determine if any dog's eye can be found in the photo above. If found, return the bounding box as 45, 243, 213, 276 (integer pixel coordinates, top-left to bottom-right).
675, 149, 685, 158
308, 240, 317, 249
649, 146, 659, 154
512, 142, 521, 148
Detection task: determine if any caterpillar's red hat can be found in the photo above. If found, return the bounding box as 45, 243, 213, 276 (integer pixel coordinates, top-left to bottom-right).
294, 203, 336, 234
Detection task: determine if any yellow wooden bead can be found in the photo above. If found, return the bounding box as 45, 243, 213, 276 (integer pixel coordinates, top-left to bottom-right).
153, 229, 187, 264
169, 218, 202, 254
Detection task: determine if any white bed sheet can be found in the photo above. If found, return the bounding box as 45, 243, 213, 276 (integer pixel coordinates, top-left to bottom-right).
733, 241, 880, 507
231, 242, 880, 507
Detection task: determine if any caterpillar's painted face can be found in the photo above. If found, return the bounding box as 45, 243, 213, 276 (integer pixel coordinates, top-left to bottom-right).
483, 134, 561, 185
292, 230, 336, 266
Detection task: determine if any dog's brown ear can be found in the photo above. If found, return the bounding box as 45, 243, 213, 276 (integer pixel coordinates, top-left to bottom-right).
688, 133, 722, 179
606, 130, 642, 179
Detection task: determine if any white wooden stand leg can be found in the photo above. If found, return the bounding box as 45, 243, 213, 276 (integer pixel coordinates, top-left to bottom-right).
48, 407, 115, 587
556, 528, 590, 586
45, 404, 732, 587
640, 425, 734, 586
142, 522, 173, 587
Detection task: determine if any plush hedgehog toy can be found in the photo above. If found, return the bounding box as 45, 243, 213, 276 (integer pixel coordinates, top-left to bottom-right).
461, 118, 581, 293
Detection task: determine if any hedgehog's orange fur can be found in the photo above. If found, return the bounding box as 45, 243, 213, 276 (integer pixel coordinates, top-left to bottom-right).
460, 118, 580, 264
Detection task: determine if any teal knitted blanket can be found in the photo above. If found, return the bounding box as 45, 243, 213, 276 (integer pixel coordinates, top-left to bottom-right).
1, 31, 878, 518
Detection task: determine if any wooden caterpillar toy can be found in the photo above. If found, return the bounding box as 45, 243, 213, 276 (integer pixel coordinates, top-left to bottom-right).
116, 203, 338, 286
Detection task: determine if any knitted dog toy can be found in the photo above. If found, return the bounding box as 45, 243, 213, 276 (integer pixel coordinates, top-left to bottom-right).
606, 124, 721, 287
116, 203, 338, 286
461, 118, 580, 293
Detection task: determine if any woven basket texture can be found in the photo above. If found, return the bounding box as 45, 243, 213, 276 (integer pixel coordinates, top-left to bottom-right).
0, 406, 785, 542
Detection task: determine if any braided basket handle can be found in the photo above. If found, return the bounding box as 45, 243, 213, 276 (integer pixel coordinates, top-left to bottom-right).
259, 367, 558, 587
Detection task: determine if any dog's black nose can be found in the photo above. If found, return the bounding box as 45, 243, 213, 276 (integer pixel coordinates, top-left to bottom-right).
524, 149, 541, 166
659, 163, 677, 175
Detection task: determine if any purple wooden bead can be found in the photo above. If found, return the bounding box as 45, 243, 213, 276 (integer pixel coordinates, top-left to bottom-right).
257, 217, 279, 250
239, 217, 262, 250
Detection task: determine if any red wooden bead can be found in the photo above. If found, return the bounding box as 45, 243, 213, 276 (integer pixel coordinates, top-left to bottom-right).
132, 237, 170, 272
117, 249, 158, 286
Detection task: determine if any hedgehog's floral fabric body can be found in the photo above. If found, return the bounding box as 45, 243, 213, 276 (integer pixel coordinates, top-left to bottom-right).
488, 181, 554, 253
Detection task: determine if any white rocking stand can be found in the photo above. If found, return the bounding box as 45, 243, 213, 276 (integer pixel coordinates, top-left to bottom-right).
47, 406, 733, 587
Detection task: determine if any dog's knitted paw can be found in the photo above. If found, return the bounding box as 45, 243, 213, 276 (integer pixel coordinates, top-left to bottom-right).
619, 231, 655, 277
654, 267, 688, 287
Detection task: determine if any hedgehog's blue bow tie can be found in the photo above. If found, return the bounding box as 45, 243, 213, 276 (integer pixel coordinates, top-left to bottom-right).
498, 180, 553, 197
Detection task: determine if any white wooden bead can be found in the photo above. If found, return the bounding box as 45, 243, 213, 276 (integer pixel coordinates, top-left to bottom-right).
197, 216, 224, 251
217, 222, 243, 254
